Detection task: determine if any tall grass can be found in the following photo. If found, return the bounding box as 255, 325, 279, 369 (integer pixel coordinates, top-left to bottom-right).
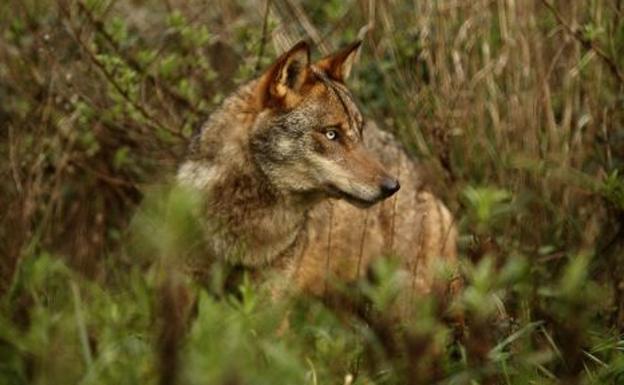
1, 0, 623, 384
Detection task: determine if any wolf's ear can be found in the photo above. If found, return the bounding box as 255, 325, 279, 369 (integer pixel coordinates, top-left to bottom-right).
258, 41, 310, 107
315, 41, 362, 82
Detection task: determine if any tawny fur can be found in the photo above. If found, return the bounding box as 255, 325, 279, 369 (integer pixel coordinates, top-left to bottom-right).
177, 42, 460, 315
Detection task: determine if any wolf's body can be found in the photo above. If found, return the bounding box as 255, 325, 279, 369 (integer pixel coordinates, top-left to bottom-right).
177, 41, 459, 313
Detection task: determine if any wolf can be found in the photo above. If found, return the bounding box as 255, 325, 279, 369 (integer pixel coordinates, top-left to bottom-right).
177, 40, 461, 318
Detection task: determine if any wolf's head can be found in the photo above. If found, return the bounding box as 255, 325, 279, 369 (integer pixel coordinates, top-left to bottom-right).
250, 41, 399, 207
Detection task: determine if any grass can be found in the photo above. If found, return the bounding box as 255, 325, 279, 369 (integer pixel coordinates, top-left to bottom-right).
1, 0, 624, 384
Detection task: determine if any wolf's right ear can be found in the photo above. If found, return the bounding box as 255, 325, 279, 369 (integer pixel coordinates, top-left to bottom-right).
315, 40, 362, 82
257, 41, 310, 108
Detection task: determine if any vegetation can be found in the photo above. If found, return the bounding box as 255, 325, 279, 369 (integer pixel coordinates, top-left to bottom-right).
1, 0, 623, 384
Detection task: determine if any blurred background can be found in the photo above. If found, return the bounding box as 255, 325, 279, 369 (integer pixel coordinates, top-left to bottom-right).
1, 0, 623, 384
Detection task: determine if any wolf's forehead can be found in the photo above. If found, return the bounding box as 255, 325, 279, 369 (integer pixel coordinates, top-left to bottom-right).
310, 77, 363, 133
332, 82, 363, 124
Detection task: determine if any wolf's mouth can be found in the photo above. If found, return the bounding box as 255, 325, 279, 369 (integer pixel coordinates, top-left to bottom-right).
325, 184, 378, 208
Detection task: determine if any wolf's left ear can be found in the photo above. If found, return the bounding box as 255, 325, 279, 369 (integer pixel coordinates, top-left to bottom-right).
315, 40, 362, 82
258, 41, 310, 107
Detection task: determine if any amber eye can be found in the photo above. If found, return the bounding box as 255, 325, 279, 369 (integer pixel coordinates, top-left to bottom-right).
325, 130, 339, 141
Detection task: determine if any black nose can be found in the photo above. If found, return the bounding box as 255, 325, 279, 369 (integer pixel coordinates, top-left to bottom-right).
380, 177, 400, 198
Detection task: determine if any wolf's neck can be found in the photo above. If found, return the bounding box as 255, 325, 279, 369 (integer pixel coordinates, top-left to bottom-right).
203, 163, 314, 266
178, 81, 316, 265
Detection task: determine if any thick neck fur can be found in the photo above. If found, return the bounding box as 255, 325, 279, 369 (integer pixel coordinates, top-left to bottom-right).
178, 80, 317, 267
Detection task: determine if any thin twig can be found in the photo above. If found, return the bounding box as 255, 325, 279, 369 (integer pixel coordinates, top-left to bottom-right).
71, 282, 94, 369
540, 0, 624, 84
255, 0, 272, 74
71, 160, 137, 188
8, 125, 23, 193
324, 202, 334, 295
356, 210, 369, 279
283, 0, 330, 54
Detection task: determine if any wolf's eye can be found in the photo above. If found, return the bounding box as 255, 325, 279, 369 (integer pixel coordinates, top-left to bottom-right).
325, 130, 339, 141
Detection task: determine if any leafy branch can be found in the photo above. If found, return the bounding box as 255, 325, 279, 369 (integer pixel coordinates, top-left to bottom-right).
541, 0, 624, 84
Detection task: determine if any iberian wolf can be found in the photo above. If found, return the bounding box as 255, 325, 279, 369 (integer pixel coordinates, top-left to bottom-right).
177, 40, 461, 318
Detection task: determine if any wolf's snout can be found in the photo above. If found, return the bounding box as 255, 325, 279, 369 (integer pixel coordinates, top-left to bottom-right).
379, 177, 400, 198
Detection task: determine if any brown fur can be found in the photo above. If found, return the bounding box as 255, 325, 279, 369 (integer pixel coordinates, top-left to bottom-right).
177, 41, 461, 317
